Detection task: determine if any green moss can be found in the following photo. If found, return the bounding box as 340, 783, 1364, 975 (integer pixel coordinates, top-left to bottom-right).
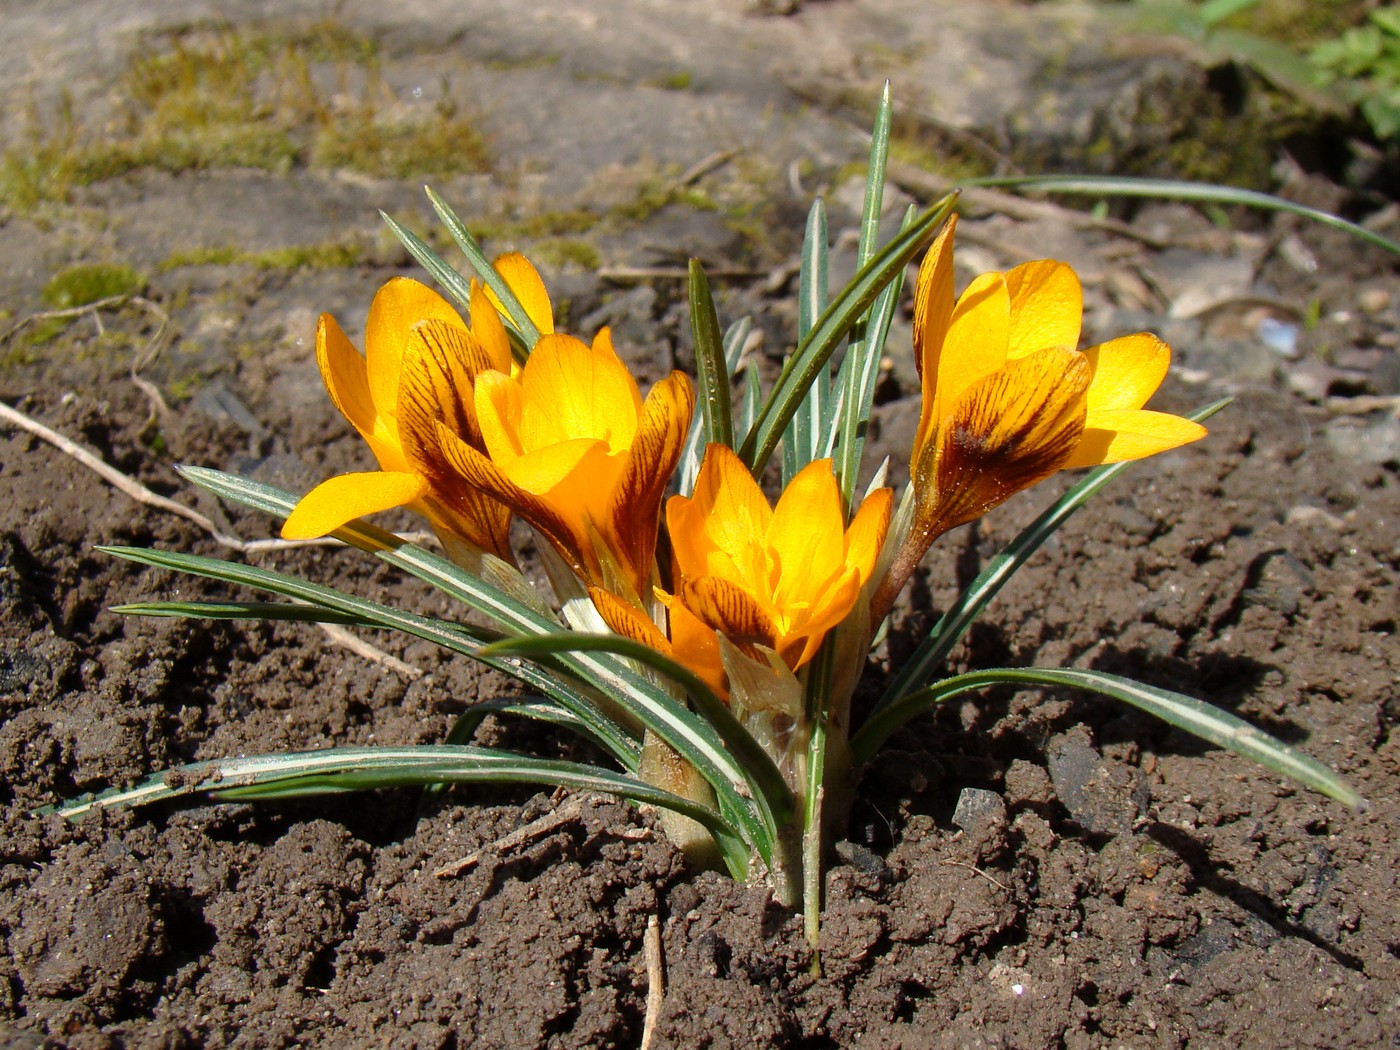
611, 170, 721, 223
42, 263, 145, 309
886, 117, 993, 182
0, 19, 491, 214
532, 237, 602, 270
657, 70, 694, 91
158, 239, 364, 272
311, 98, 490, 178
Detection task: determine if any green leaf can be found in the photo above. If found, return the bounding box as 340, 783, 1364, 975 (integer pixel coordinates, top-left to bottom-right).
967, 175, 1400, 257
378, 211, 477, 316
479, 631, 794, 846
831, 202, 917, 502
872, 399, 1231, 713
157, 467, 777, 857
679, 316, 750, 495
443, 697, 641, 770
101, 543, 647, 782
850, 667, 1362, 810
43, 745, 740, 841
1198, 0, 1259, 30
784, 197, 831, 483
110, 600, 380, 628
424, 187, 544, 352
688, 259, 735, 451
739, 193, 958, 476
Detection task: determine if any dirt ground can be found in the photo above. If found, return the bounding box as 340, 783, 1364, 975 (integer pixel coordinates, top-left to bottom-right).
2, 2, 1399, 1048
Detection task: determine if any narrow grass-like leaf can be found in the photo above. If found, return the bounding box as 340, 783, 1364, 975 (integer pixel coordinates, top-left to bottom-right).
850, 667, 1363, 809
872, 399, 1231, 712
479, 631, 795, 853
785, 197, 831, 482
831, 202, 916, 499
425, 187, 544, 351
688, 259, 734, 450
968, 175, 1400, 257
740, 193, 957, 476
680, 316, 750, 494
443, 697, 641, 771
44, 746, 738, 839
173, 467, 768, 843
373, 543, 773, 857
378, 211, 477, 314
100, 545, 647, 789
110, 600, 377, 627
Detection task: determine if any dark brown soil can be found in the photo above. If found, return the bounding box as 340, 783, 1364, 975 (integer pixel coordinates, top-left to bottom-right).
2, 271, 1397, 1048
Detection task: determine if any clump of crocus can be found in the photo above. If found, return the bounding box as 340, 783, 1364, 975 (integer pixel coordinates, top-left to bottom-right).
78, 98, 1361, 958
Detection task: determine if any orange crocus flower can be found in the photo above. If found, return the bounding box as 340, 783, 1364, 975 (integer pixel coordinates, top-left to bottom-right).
435, 328, 695, 600
881, 216, 1207, 604
281, 254, 554, 559
663, 444, 893, 682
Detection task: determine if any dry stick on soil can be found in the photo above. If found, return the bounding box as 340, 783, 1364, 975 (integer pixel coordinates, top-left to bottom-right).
433, 795, 589, 877
886, 161, 1174, 250
640, 913, 665, 1050
0, 399, 422, 679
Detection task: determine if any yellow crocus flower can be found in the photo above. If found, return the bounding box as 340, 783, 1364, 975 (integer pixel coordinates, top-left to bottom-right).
436, 328, 695, 600
882, 216, 1207, 604
665, 444, 893, 677
281, 256, 550, 560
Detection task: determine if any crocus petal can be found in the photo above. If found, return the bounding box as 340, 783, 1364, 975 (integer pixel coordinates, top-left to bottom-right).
936, 271, 1011, 423
436, 422, 593, 582
1004, 260, 1082, 358
913, 215, 958, 382
469, 279, 515, 374
589, 586, 671, 652
364, 277, 465, 418
1063, 409, 1208, 469
669, 444, 773, 581
608, 371, 695, 596
490, 252, 555, 335
282, 470, 428, 540
518, 332, 641, 453
665, 595, 728, 698
506, 437, 615, 496
844, 487, 894, 582
474, 370, 528, 463
1081, 332, 1171, 412
920, 346, 1090, 536
682, 575, 779, 654
767, 458, 846, 610
316, 313, 377, 442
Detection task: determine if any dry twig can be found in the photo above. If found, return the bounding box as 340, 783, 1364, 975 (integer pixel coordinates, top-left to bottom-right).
640, 913, 666, 1050
0, 398, 423, 677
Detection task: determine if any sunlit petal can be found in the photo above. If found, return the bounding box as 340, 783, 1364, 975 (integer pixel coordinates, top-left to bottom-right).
1082, 332, 1171, 412
1005, 259, 1081, 357
490, 252, 554, 335
518, 332, 641, 452
609, 371, 695, 595
844, 487, 894, 580
938, 271, 1011, 421
469, 279, 514, 374
365, 277, 465, 417
316, 313, 376, 442
768, 458, 845, 609
923, 346, 1090, 536
1064, 409, 1208, 468
668, 444, 772, 583
282, 470, 428, 540
682, 575, 779, 653
913, 214, 958, 382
